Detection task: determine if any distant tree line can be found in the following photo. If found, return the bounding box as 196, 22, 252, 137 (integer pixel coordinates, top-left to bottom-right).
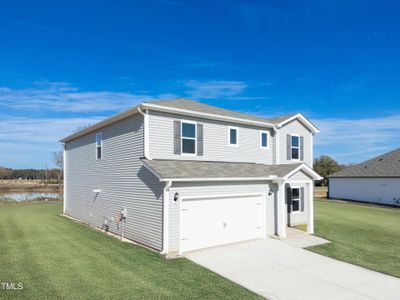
0, 167, 60, 181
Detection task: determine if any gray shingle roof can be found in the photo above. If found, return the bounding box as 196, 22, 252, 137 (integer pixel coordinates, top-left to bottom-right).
148, 99, 297, 125
329, 148, 400, 178
142, 159, 303, 179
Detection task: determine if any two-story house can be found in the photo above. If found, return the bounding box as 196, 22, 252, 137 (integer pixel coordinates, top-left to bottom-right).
61, 99, 321, 256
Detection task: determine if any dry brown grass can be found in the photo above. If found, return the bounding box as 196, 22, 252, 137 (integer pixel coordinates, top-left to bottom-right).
0, 180, 60, 191
314, 186, 328, 198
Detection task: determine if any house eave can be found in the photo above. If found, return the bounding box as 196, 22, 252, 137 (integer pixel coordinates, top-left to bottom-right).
141, 102, 276, 129
276, 113, 320, 134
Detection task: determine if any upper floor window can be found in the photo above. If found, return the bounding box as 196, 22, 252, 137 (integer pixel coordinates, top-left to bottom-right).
260, 131, 269, 149
229, 127, 238, 146
96, 132, 102, 159
181, 121, 196, 154
291, 135, 300, 160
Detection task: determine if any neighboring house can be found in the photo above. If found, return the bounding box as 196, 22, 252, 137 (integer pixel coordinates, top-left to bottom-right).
328, 148, 400, 206
61, 99, 322, 256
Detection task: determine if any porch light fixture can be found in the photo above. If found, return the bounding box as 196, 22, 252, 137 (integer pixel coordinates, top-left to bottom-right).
173, 192, 180, 202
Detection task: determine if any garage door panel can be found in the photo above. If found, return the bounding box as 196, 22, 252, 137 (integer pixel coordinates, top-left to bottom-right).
181, 194, 265, 252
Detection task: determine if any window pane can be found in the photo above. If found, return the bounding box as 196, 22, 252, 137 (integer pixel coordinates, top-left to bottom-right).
230, 129, 237, 144
292, 188, 300, 198
292, 148, 299, 159
291, 135, 299, 147
292, 200, 300, 211
182, 138, 195, 154
261, 133, 268, 147
97, 146, 102, 159
96, 133, 102, 146
182, 123, 196, 138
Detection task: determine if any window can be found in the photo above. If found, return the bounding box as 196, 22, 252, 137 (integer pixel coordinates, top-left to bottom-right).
96, 132, 102, 159
291, 187, 300, 212
260, 131, 269, 149
291, 135, 300, 160
229, 127, 238, 146
181, 122, 196, 154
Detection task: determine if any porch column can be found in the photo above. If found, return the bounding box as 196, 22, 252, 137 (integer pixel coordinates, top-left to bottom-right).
276, 181, 287, 238
307, 182, 314, 234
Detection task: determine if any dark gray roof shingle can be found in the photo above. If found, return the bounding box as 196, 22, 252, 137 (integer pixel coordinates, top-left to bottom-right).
142, 159, 303, 179
329, 148, 400, 178
149, 99, 297, 125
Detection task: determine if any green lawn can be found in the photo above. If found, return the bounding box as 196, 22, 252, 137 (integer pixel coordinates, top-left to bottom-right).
309, 198, 400, 277
0, 202, 261, 300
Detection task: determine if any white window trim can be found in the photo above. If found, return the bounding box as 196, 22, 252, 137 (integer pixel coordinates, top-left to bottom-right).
181, 120, 197, 156
290, 186, 301, 214
290, 133, 300, 161
95, 132, 103, 160
228, 126, 239, 147
260, 130, 270, 149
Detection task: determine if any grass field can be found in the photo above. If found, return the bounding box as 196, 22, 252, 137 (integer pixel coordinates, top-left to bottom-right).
0, 202, 261, 300
310, 198, 400, 278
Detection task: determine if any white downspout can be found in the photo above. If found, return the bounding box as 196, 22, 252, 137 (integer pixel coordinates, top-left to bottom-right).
138, 107, 152, 160
274, 125, 280, 165
161, 180, 172, 255
62, 143, 66, 215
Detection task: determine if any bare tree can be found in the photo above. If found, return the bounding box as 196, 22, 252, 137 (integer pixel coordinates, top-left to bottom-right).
53, 150, 63, 188
73, 124, 91, 133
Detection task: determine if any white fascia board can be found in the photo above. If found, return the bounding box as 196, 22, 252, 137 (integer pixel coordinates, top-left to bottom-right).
159, 176, 277, 182
277, 113, 320, 134
141, 103, 275, 128
283, 163, 323, 181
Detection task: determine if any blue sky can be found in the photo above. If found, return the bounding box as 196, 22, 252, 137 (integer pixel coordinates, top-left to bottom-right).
1, 0, 400, 168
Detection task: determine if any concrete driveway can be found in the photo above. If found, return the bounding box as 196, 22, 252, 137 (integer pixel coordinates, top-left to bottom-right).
185, 239, 400, 300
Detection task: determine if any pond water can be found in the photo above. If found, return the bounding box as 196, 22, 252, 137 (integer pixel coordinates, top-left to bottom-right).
0, 191, 62, 202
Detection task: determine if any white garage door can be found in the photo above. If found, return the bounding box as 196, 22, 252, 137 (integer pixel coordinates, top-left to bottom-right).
180, 194, 265, 253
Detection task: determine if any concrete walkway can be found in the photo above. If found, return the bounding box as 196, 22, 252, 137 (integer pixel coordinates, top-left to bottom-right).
185, 238, 400, 300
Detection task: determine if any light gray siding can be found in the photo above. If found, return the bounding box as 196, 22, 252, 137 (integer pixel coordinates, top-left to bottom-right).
64, 114, 165, 250
278, 119, 313, 166
329, 177, 400, 206
148, 111, 275, 164
289, 170, 313, 181
167, 181, 275, 252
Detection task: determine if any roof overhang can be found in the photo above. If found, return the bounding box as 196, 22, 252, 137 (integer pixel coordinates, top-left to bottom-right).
141, 102, 276, 128
142, 160, 322, 183
60, 106, 140, 143
60, 102, 319, 143
283, 163, 323, 181
276, 113, 320, 134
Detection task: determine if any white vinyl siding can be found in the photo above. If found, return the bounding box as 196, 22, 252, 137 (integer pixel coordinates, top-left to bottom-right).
289, 170, 312, 181
278, 119, 313, 166
148, 111, 275, 164
329, 177, 400, 206
64, 114, 165, 250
